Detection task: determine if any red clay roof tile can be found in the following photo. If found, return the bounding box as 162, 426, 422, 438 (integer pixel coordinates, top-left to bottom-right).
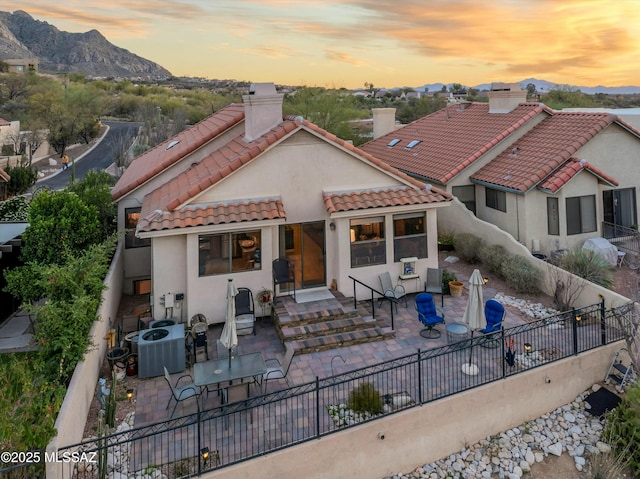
137, 197, 285, 233
361, 102, 547, 184
112, 104, 245, 200
323, 186, 451, 213
471, 111, 615, 192
537, 158, 618, 193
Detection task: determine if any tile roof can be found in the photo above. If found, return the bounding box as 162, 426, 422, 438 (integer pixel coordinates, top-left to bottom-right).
132, 110, 450, 233
323, 186, 451, 213
137, 197, 285, 233
111, 103, 246, 200
537, 158, 618, 194
360, 102, 547, 185
0, 118, 10, 127
470, 111, 617, 193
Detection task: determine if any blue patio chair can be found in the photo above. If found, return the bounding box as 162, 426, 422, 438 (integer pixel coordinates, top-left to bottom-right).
415, 293, 445, 339
479, 299, 505, 348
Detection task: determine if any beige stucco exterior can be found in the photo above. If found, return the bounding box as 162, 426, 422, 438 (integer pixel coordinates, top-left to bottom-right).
140, 130, 446, 323
116, 87, 450, 324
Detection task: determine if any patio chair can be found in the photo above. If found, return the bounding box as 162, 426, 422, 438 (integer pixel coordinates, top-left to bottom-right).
163, 366, 200, 418
378, 271, 407, 312
424, 267, 444, 307
415, 292, 445, 339
272, 258, 296, 303
262, 344, 295, 393
479, 299, 505, 348
235, 287, 256, 336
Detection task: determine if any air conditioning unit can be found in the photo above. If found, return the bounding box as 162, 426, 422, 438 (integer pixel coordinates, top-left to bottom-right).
138, 324, 185, 378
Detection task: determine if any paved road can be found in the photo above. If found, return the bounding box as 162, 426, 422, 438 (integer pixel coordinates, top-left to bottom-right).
36, 121, 139, 190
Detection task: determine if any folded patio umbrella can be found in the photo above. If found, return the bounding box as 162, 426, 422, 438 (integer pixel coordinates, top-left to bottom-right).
220, 279, 239, 368
461, 269, 485, 376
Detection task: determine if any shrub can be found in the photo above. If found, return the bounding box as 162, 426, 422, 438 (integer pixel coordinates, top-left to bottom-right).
454, 233, 484, 263
501, 254, 540, 294
347, 382, 383, 415
603, 382, 640, 476
479, 244, 508, 278
0, 195, 29, 222
442, 269, 458, 295
4, 165, 37, 196
559, 247, 614, 288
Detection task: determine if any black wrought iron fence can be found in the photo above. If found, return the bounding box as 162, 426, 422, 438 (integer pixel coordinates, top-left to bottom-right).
5, 301, 632, 479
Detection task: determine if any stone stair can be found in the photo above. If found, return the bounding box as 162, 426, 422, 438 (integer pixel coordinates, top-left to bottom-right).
272, 290, 395, 354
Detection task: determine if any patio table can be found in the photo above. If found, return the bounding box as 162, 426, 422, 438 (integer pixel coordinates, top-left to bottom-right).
193, 352, 266, 403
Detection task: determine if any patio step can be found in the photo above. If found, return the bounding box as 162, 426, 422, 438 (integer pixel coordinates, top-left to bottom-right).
280, 315, 378, 341
272, 289, 394, 355
288, 326, 395, 354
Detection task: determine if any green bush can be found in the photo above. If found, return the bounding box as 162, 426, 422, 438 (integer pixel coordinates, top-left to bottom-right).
479, 244, 508, 278
442, 269, 458, 295
454, 233, 484, 264
604, 382, 640, 476
347, 382, 383, 415
559, 247, 614, 288
501, 254, 540, 294
0, 195, 29, 222
4, 165, 37, 197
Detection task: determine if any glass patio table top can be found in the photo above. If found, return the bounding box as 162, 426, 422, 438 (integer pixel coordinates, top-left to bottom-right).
193, 352, 266, 387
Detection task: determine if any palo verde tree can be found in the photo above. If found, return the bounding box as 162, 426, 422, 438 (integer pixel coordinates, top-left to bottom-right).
21, 189, 102, 266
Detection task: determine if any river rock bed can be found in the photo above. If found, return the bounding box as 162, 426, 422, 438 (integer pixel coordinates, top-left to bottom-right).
383, 386, 612, 479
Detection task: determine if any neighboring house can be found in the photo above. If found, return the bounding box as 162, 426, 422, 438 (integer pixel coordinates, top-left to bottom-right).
0, 117, 20, 153
2, 59, 38, 74
362, 83, 640, 255
0, 167, 9, 200
112, 83, 451, 324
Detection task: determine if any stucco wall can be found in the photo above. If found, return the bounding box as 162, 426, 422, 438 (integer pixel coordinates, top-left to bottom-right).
46, 243, 124, 479
199, 341, 621, 479
438, 198, 629, 309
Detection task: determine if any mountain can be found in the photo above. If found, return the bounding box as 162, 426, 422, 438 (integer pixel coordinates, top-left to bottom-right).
417, 78, 640, 95
0, 10, 171, 79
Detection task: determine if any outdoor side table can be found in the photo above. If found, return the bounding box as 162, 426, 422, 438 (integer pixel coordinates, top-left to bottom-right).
446, 322, 470, 349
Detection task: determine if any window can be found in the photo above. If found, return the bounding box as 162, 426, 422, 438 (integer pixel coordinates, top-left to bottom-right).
199, 230, 261, 276
547, 197, 559, 236
125, 207, 150, 248
566, 195, 596, 235
393, 213, 427, 262
486, 187, 506, 212
350, 217, 385, 267
452, 185, 476, 214
387, 139, 401, 147
405, 140, 421, 149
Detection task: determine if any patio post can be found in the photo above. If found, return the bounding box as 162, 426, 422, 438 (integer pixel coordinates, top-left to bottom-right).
571, 308, 578, 355
315, 376, 320, 439
599, 298, 607, 346
417, 349, 422, 404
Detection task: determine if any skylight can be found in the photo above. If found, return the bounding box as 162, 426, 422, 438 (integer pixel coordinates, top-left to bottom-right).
166, 140, 180, 150
387, 138, 401, 147
406, 140, 421, 149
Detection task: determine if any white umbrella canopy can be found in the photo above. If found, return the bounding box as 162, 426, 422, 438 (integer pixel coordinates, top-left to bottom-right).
462, 269, 485, 376
220, 279, 238, 366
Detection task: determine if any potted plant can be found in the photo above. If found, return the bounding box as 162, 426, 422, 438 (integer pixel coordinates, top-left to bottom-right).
442, 269, 457, 295
437, 230, 456, 252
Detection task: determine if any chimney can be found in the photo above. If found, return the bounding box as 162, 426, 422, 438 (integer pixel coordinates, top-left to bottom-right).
488, 82, 527, 113
242, 83, 284, 142
372, 108, 397, 139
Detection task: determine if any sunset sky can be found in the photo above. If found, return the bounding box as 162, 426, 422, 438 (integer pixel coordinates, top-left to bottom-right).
2, 0, 639, 89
